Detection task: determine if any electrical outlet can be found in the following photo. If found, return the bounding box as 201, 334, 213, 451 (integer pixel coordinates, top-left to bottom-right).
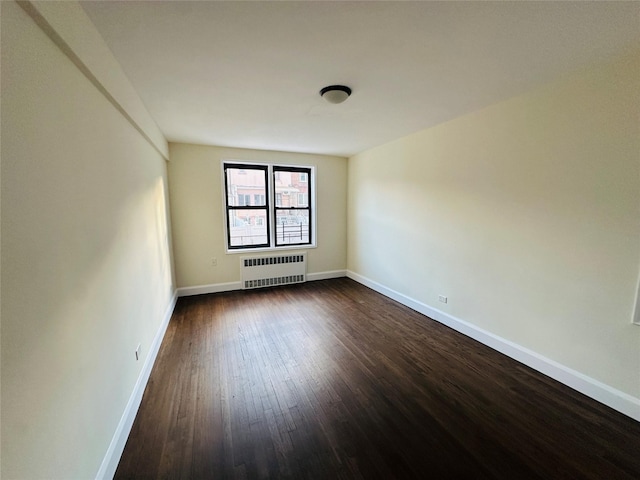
211, 257, 217, 267
438, 295, 448, 304
135, 343, 141, 361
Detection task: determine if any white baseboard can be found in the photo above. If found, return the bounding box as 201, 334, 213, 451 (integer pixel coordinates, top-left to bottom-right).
96, 291, 178, 479
177, 270, 347, 297
346, 270, 640, 422
307, 270, 346, 281
177, 281, 242, 297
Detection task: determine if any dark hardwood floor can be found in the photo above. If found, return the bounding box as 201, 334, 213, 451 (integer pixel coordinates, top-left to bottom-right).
115, 278, 640, 479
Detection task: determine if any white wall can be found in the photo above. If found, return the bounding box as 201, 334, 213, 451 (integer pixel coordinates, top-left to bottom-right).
348, 51, 640, 404
1, 2, 175, 478
168, 143, 347, 291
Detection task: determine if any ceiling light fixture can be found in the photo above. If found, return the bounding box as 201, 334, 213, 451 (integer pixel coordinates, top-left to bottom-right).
320, 85, 352, 104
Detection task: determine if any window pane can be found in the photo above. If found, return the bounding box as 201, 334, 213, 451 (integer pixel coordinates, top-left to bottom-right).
226, 167, 266, 206
228, 209, 268, 247
274, 170, 309, 208
275, 209, 309, 245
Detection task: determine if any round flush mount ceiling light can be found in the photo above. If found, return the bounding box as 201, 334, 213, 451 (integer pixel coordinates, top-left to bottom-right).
319, 85, 352, 104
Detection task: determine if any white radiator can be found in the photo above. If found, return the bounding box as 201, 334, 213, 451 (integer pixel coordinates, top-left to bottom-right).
240, 252, 306, 289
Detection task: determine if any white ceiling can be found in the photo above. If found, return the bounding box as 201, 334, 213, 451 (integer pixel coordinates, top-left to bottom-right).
81, 1, 640, 157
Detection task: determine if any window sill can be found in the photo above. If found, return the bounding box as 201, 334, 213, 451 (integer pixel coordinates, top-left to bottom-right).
225, 243, 316, 255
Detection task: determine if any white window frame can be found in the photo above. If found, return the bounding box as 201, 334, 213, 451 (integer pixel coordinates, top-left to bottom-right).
222, 160, 316, 253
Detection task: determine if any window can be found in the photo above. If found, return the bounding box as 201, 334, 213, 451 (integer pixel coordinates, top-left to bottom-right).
224, 163, 269, 248
274, 165, 311, 247
223, 161, 314, 251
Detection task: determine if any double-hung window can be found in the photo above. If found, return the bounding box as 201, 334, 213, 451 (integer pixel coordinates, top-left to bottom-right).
223, 161, 313, 251
224, 163, 269, 249
273, 165, 311, 247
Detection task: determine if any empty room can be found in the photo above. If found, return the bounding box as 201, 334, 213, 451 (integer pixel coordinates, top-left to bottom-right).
2, 1, 640, 479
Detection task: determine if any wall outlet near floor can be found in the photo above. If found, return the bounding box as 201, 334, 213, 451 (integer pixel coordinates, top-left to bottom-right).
135, 343, 141, 361
438, 295, 448, 304
211, 257, 218, 267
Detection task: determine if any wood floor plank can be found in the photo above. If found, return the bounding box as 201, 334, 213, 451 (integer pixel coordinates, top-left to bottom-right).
115, 278, 640, 479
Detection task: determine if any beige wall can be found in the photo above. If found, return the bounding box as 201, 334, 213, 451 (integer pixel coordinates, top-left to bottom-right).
1, 2, 175, 478
348, 51, 640, 399
168, 143, 347, 289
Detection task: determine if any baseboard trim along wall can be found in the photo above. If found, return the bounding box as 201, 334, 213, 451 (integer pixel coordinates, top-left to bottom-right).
96, 292, 178, 480
306, 270, 347, 282
346, 270, 640, 422
177, 270, 347, 297
177, 281, 242, 297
